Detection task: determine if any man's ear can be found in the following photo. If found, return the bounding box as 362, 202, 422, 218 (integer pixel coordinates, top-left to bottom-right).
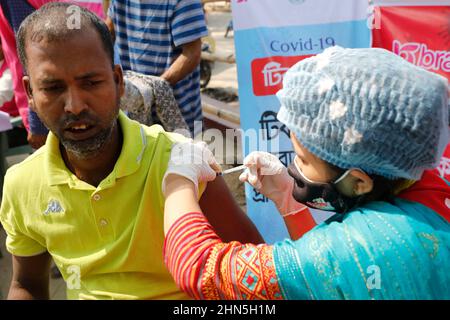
349, 169, 373, 196
113, 64, 125, 98
22, 75, 36, 111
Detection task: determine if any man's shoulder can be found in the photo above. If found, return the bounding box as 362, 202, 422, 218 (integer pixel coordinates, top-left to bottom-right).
138, 124, 191, 178
142, 123, 191, 147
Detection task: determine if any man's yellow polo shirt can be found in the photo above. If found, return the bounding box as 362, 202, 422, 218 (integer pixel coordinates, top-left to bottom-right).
0, 111, 193, 300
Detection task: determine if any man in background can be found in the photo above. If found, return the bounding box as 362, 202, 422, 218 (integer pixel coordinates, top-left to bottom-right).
106, 0, 207, 136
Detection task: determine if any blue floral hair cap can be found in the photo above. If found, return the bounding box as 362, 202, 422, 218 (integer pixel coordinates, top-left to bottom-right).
277, 46, 449, 180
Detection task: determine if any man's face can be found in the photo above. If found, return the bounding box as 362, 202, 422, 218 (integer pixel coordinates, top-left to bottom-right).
23, 28, 124, 158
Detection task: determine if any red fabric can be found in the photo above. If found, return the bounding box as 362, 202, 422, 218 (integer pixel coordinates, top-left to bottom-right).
398, 143, 450, 222
26, 0, 48, 8
27, 0, 105, 18
0, 97, 17, 117
283, 209, 317, 240
0, 7, 30, 130
398, 170, 450, 223
372, 6, 450, 83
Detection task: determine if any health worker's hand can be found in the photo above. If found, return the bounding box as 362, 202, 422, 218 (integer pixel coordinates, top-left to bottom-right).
239, 151, 307, 216
162, 140, 221, 198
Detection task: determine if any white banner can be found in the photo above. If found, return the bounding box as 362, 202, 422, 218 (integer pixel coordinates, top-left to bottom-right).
233, 0, 369, 31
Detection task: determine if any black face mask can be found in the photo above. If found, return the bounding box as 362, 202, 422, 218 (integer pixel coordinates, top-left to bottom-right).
287, 160, 359, 214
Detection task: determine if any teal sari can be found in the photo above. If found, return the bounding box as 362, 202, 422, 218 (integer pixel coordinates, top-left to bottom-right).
273, 198, 450, 299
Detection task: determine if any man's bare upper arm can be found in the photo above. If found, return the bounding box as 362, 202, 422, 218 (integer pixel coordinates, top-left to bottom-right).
199, 176, 264, 244
181, 38, 202, 65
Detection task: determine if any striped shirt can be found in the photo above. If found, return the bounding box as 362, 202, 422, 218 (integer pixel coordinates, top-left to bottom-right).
108, 0, 208, 134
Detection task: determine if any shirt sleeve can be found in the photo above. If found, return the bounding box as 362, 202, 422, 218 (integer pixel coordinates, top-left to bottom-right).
0, 182, 47, 257
171, 0, 208, 47
163, 212, 283, 300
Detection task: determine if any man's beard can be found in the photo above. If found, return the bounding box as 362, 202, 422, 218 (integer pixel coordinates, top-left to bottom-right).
56, 108, 120, 160
59, 123, 116, 160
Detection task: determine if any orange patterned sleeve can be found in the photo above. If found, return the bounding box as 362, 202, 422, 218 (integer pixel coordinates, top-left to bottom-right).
163, 212, 283, 300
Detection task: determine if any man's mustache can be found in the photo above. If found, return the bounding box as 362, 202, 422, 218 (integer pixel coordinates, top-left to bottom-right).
60, 112, 98, 128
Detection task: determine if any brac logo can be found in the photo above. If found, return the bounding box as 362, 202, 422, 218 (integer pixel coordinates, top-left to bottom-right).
393, 40, 450, 73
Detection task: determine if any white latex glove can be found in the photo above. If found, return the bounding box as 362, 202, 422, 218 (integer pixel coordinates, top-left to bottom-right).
162, 140, 220, 198
239, 151, 308, 216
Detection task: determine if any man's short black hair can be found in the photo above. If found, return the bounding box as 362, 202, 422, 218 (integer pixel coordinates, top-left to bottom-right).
17, 2, 114, 74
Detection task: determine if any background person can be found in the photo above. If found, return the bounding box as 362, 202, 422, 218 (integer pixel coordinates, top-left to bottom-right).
106, 0, 208, 136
